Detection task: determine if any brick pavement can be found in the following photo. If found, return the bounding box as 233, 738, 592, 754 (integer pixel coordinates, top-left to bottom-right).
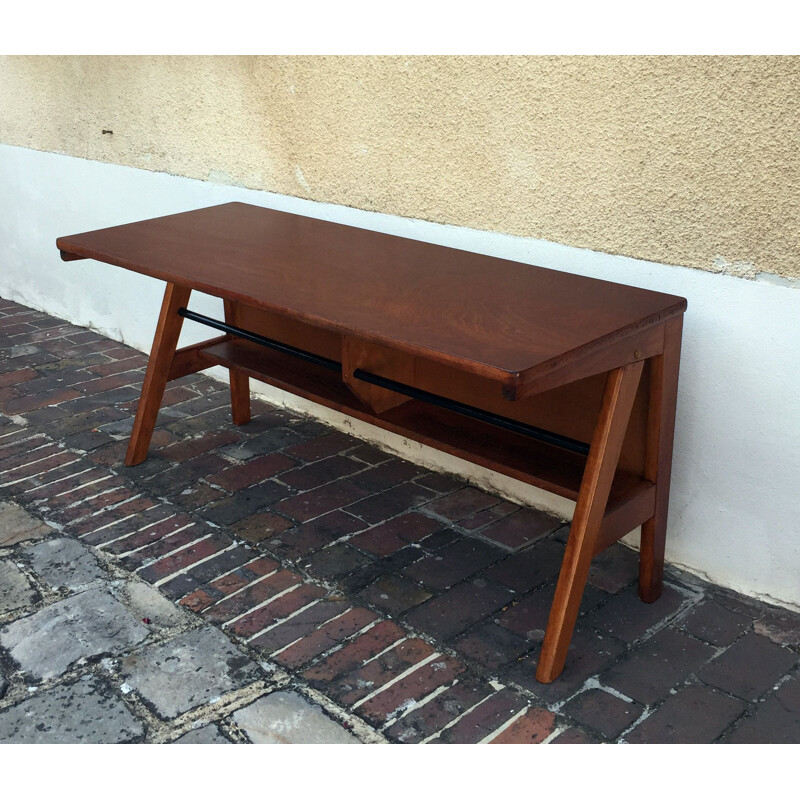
1, 295, 799, 743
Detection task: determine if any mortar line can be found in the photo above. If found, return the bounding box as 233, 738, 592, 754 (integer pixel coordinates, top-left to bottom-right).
153, 542, 241, 587
0, 457, 80, 487
352, 651, 443, 710
222, 581, 306, 627
133, 531, 214, 573
22, 466, 95, 493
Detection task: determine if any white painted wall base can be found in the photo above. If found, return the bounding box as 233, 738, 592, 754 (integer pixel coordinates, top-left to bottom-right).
2, 143, 799, 611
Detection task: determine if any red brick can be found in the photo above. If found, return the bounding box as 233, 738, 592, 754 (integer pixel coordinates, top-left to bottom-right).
86, 356, 147, 377
271, 607, 379, 669
22, 467, 110, 501
179, 589, 220, 613
71, 370, 143, 394
100, 511, 197, 554
303, 619, 406, 684
208, 452, 297, 491
487, 706, 557, 744
240, 556, 280, 577
357, 654, 465, 726
209, 571, 252, 597
137, 533, 234, 583
383, 678, 494, 743
478, 507, 560, 550
158, 429, 242, 462
0, 367, 39, 388
422, 487, 500, 522
0, 441, 61, 471
349, 512, 441, 556
249, 598, 350, 654
2, 388, 83, 415
276, 479, 371, 523
436, 688, 527, 744
0, 451, 78, 484
284, 432, 359, 462
120, 523, 211, 569
74, 498, 166, 541
228, 583, 327, 637
202, 569, 303, 624
281, 455, 363, 491
51, 485, 140, 522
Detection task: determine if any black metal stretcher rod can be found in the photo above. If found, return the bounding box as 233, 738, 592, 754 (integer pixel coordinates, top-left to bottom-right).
352, 369, 591, 456
178, 308, 341, 371
178, 307, 591, 457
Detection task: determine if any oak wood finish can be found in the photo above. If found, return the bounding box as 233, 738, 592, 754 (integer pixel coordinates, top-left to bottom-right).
58, 202, 687, 682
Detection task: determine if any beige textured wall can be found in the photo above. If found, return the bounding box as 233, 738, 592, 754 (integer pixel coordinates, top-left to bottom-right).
1, 55, 798, 279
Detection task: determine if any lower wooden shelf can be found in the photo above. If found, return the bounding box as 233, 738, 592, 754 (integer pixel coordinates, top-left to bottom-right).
200, 337, 654, 537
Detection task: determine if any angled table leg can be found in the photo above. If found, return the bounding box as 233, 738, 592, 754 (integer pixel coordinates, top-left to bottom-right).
125, 282, 191, 466
223, 299, 252, 425
639, 316, 683, 602
536, 360, 644, 683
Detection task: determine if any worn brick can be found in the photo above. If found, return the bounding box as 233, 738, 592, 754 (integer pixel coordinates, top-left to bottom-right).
202, 481, 290, 526
158, 545, 254, 598
80, 504, 180, 547
157, 429, 241, 462
120, 523, 212, 570
423, 486, 500, 522
303, 543, 375, 581
283, 431, 359, 462
550, 727, 602, 744
0, 440, 61, 471
602, 628, 717, 706
250, 598, 351, 654
348, 443, 393, 465
358, 654, 465, 726
269, 509, 367, 560
202, 569, 303, 624
303, 619, 407, 685
229, 583, 328, 638
483, 539, 565, 593
587, 542, 640, 593
2, 387, 83, 414
403, 578, 513, 641
478, 507, 561, 551
585, 583, 686, 643
338, 545, 424, 595
179, 588, 221, 613
348, 459, 426, 493
281, 455, 364, 490
435, 688, 528, 744
346, 482, 436, 525
0, 451, 78, 485
488, 705, 557, 743
681, 598, 752, 646
329, 637, 438, 708
207, 452, 297, 491
230, 510, 294, 543
171, 481, 226, 511
453, 621, 533, 670
348, 512, 442, 557
507, 626, 628, 704
561, 687, 644, 740
625, 685, 746, 743
458, 500, 519, 531
753, 606, 800, 648
725, 673, 800, 743
49, 484, 140, 522
698, 632, 798, 701
272, 606, 379, 669
276, 479, 370, 523
137, 533, 236, 584
403, 537, 504, 590
360, 574, 433, 617
383, 677, 493, 743
0, 367, 39, 388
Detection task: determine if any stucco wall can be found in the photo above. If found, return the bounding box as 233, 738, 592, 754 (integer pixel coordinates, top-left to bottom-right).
1, 55, 798, 279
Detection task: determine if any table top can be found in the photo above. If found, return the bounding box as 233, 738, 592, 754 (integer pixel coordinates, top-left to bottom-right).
57, 202, 686, 384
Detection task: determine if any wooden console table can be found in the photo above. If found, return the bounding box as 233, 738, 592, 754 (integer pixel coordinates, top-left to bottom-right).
57, 202, 686, 682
